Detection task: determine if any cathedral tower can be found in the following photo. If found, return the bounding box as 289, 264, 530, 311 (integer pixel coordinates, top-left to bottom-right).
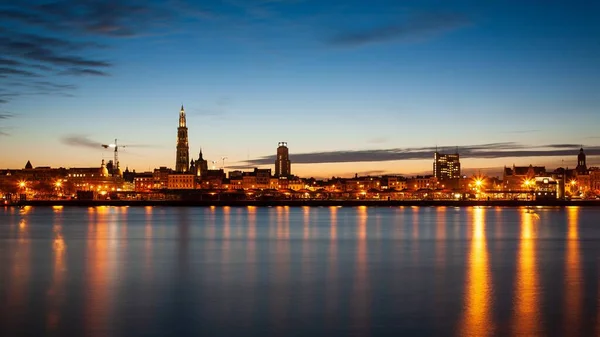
176, 105, 190, 172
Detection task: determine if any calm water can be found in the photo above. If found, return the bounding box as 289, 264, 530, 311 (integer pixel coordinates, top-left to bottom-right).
0, 206, 599, 337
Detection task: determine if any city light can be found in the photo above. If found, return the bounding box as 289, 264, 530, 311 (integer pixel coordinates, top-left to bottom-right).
0, 110, 595, 204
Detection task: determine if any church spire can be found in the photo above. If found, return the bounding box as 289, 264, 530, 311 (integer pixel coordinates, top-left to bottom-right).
176, 104, 190, 173
179, 104, 186, 128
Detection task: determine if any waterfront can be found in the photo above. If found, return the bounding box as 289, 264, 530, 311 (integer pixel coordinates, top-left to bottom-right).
0, 206, 599, 336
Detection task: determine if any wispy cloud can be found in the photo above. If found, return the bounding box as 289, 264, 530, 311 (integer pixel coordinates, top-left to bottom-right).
60, 68, 111, 76
501, 129, 540, 134
0, 112, 14, 119
367, 137, 389, 144
238, 143, 600, 166
60, 135, 102, 149
60, 134, 156, 149
0, 67, 40, 77
329, 12, 470, 47
0, 111, 13, 136
0, 0, 211, 104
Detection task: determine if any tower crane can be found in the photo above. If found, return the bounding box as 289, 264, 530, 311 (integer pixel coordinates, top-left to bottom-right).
101, 139, 127, 176
221, 157, 228, 170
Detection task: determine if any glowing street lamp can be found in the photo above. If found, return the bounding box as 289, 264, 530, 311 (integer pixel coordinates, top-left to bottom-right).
472, 176, 486, 200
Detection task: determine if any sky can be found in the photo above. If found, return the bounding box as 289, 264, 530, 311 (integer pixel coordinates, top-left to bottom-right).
0, 0, 599, 178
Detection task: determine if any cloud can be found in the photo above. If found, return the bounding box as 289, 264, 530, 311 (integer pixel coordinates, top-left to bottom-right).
60, 68, 110, 76
0, 67, 40, 77
0, 1, 176, 38
501, 129, 541, 134
0, 58, 22, 66
60, 135, 103, 149
0, 112, 13, 137
239, 143, 600, 166
367, 137, 389, 144
0, 0, 208, 103
32, 81, 77, 90
329, 12, 470, 47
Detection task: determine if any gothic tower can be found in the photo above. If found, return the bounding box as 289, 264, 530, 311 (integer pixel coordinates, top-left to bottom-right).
176, 105, 190, 173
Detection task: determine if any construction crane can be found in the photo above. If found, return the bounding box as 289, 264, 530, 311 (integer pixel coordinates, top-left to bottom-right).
101, 139, 127, 176
221, 156, 228, 170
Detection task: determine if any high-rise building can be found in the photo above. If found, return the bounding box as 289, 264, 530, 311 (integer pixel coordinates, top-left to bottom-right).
175, 105, 189, 173
433, 150, 461, 180
275, 142, 291, 177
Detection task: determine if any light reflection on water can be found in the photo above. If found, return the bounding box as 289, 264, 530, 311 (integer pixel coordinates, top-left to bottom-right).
565, 207, 582, 336
459, 207, 493, 336
511, 210, 542, 336
0, 206, 599, 337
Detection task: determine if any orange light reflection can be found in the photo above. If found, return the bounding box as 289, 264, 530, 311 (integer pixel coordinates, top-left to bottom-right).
459, 207, 493, 336
85, 206, 110, 337
47, 213, 66, 331
564, 207, 582, 336
352, 206, 369, 333
511, 210, 541, 336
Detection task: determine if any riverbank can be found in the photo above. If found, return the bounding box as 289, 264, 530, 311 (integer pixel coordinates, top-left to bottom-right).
6, 199, 600, 207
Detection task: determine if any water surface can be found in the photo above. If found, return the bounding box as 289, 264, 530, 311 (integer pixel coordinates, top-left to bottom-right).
0, 206, 599, 336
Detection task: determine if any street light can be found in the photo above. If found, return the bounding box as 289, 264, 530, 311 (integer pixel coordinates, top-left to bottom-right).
472, 177, 485, 200
523, 179, 535, 201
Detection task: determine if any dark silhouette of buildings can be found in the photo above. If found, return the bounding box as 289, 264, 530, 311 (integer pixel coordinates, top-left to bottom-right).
576, 147, 587, 175
275, 142, 291, 178
191, 148, 208, 177
175, 105, 190, 173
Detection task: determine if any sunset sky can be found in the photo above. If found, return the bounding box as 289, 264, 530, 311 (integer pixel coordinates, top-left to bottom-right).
1, 0, 599, 178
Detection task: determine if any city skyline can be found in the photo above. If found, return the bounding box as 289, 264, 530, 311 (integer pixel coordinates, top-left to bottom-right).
1, 1, 599, 177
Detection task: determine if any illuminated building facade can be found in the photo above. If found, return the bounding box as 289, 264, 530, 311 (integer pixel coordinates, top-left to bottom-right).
175, 105, 189, 173
167, 173, 196, 189
503, 165, 546, 190
134, 172, 153, 192
153, 167, 172, 189
275, 142, 291, 178
434, 151, 461, 180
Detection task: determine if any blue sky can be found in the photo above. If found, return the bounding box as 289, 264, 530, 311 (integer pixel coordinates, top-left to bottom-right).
0, 0, 599, 177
